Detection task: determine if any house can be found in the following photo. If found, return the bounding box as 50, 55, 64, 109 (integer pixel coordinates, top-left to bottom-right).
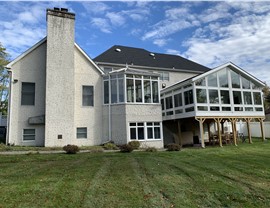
5, 8, 265, 148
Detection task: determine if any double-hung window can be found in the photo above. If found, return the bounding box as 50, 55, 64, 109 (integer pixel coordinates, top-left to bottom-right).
21, 82, 35, 105
129, 122, 162, 140
82, 86, 94, 106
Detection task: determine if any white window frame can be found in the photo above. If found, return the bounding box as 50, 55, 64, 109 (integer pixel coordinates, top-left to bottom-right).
77, 127, 87, 139
129, 122, 163, 141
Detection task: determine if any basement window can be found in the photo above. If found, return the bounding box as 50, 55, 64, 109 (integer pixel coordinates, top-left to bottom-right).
23, 129, 35, 141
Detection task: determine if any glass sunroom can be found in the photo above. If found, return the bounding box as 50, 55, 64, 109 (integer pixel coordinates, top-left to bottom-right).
161, 62, 265, 148
102, 67, 164, 148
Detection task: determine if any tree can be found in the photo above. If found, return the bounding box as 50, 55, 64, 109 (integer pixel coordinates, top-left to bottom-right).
0, 42, 10, 115
262, 84, 270, 111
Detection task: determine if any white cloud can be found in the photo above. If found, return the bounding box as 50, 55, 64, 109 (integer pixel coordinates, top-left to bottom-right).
82, 2, 110, 15
106, 12, 126, 26
153, 39, 168, 47
182, 3, 270, 84
91, 18, 112, 33
166, 49, 180, 56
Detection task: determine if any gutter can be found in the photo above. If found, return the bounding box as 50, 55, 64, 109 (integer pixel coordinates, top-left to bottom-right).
6, 67, 12, 145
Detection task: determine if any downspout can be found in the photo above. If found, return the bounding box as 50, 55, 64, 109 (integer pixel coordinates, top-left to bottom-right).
108, 74, 111, 141
6, 68, 12, 145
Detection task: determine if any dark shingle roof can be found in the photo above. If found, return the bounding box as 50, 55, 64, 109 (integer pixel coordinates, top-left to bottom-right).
94, 45, 211, 72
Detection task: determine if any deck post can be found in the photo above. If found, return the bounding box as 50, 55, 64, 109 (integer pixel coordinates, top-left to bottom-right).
246, 118, 252, 144
228, 118, 237, 146
217, 118, 222, 147
177, 120, 182, 147
258, 118, 265, 141
196, 117, 206, 148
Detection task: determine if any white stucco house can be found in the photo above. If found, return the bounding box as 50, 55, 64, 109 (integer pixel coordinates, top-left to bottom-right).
5, 8, 266, 148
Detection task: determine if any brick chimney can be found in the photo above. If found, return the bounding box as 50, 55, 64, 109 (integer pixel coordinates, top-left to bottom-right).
45, 8, 76, 146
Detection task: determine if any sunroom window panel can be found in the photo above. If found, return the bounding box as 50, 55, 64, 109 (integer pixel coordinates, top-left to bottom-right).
135, 80, 142, 103
152, 81, 159, 103
110, 80, 117, 104
253, 92, 262, 105
104, 81, 109, 104
195, 78, 206, 86
243, 92, 252, 105
196, 89, 207, 103
174, 93, 182, 107
209, 90, 219, 104
231, 71, 240, 88
161, 99, 164, 110
233, 91, 242, 104
220, 90, 230, 104
126, 79, 134, 102
144, 80, 151, 103
165, 96, 173, 109
118, 79, 124, 102
184, 90, 193, 105
218, 69, 229, 88
208, 73, 218, 87
242, 77, 250, 89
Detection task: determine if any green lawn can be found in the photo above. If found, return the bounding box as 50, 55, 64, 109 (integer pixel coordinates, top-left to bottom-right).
0, 140, 270, 208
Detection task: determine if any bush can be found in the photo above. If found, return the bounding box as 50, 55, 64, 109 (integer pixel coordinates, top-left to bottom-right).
63, 144, 79, 154
128, 141, 140, 149
103, 143, 119, 150
90, 146, 104, 153
119, 144, 134, 153
145, 147, 157, 152
167, 143, 181, 151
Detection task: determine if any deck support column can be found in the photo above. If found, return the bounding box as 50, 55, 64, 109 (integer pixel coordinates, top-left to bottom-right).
258, 118, 265, 141
195, 117, 206, 148
214, 118, 223, 147
245, 118, 252, 144
228, 118, 237, 146
177, 120, 182, 147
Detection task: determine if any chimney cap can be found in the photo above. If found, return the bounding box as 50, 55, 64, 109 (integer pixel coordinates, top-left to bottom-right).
61, 8, 68, 12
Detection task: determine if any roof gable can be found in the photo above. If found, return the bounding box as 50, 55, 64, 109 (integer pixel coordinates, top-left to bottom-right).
94, 45, 211, 73
192, 62, 265, 87
6, 37, 104, 75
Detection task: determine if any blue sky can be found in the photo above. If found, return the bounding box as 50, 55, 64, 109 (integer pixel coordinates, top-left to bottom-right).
0, 1, 270, 84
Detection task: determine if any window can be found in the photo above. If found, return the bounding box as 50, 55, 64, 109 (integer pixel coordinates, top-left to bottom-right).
231, 71, 240, 88
21, 82, 35, 105
104, 67, 113, 74
118, 79, 124, 102
233, 91, 242, 104
242, 77, 250, 89
218, 69, 229, 88
195, 78, 206, 86
110, 79, 117, 104
152, 81, 159, 103
196, 89, 207, 103
208, 73, 218, 87
104, 81, 109, 104
144, 80, 151, 103
253, 92, 262, 105
161, 99, 164, 110
220, 90, 230, 104
23, 129, 35, 141
184, 90, 193, 105
160, 72, 169, 81
135, 80, 143, 102
165, 96, 173, 109
209, 90, 219, 104
129, 122, 161, 140
77, 127, 87, 138
243, 92, 252, 105
198, 106, 208, 111
126, 79, 134, 102
82, 86, 94, 106
174, 93, 182, 107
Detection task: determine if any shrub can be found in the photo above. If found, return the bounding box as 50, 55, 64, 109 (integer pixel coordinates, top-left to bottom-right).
119, 144, 134, 153
128, 141, 140, 149
145, 147, 157, 152
63, 144, 79, 154
103, 143, 119, 150
167, 143, 181, 151
90, 146, 104, 153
